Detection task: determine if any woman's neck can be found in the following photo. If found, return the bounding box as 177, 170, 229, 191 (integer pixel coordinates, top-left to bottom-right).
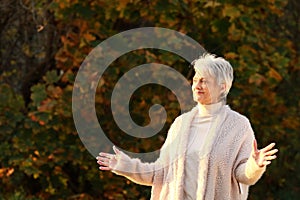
197, 101, 224, 116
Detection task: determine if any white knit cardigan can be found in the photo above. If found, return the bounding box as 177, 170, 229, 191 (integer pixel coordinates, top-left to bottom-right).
112, 105, 266, 200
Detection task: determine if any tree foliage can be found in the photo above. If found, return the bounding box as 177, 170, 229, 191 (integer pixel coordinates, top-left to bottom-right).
0, 0, 299, 199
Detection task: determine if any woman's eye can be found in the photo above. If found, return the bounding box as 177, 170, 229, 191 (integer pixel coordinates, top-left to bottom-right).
193, 79, 207, 84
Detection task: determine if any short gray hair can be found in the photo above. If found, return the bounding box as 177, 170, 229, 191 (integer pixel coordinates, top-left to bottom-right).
193, 53, 234, 100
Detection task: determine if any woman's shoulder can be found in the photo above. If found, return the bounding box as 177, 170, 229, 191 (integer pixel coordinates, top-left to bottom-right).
173, 106, 198, 121
225, 105, 251, 126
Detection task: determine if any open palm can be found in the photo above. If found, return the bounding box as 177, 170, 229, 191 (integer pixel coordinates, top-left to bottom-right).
252, 139, 278, 167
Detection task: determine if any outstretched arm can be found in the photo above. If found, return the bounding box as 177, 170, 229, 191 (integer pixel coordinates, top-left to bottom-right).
96, 146, 156, 186
236, 139, 278, 185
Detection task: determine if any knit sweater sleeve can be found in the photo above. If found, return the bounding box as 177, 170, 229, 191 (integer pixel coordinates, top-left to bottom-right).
110, 116, 182, 186
111, 151, 156, 186
234, 124, 266, 185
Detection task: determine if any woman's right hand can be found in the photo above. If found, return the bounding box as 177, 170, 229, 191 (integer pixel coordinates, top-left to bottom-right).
96, 146, 120, 171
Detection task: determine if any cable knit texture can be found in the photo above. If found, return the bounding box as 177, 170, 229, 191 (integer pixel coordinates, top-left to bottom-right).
111, 105, 266, 200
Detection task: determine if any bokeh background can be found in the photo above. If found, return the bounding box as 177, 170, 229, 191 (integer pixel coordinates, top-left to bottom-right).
0, 0, 299, 199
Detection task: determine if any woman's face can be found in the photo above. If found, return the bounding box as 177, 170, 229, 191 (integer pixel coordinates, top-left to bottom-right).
192, 70, 223, 105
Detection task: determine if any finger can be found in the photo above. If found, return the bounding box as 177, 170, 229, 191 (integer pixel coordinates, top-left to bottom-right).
113, 146, 120, 155
99, 152, 111, 157
261, 143, 276, 153
265, 149, 278, 156
265, 155, 277, 161
262, 161, 271, 166
99, 152, 114, 159
97, 160, 109, 167
97, 157, 109, 163
99, 166, 111, 171
96, 156, 105, 161
252, 139, 258, 154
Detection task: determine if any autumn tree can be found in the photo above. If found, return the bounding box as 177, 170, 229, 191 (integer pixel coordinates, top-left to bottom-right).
0, 0, 299, 199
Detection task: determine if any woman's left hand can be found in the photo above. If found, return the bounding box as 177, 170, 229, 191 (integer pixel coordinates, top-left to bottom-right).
251, 139, 278, 167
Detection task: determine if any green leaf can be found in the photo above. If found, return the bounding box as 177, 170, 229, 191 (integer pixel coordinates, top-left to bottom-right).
30, 84, 47, 106
43, 70, 61, 84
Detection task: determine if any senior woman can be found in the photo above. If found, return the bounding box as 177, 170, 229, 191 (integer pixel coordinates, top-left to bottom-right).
96, 53, 278, 200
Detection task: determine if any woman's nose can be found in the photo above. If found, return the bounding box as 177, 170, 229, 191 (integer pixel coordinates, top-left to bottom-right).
195, 81, 203, 89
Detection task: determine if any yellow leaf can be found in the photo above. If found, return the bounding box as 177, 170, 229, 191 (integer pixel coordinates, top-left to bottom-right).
33, 173, 39, 179
116, 0, 131, 11
222, 5, 241, 20
228, 24, 244, 41
22, 44, 32, 57
204, 1, 221, 8
268, 5, 284, 16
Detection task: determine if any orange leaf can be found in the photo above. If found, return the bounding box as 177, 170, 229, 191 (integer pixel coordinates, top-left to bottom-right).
249, 73, 265, 86
224, 52, 238, 59
83, 32, 96, 42
268, 68, 282, 82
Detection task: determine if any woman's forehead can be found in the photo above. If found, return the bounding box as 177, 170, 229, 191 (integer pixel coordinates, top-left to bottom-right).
194, 70, 213, 79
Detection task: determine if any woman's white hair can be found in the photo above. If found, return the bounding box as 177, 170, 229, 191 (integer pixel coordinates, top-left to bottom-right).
193, 53, 234, 101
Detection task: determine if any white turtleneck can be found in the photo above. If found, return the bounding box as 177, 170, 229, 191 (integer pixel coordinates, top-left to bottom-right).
183, 101, 224, 200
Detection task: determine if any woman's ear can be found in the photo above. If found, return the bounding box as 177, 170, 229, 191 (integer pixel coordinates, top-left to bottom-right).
219, 83, 227, 101
220, 83, 226, 93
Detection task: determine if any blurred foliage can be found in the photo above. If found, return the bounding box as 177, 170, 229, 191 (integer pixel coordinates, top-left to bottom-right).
0, 0, 299, 199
